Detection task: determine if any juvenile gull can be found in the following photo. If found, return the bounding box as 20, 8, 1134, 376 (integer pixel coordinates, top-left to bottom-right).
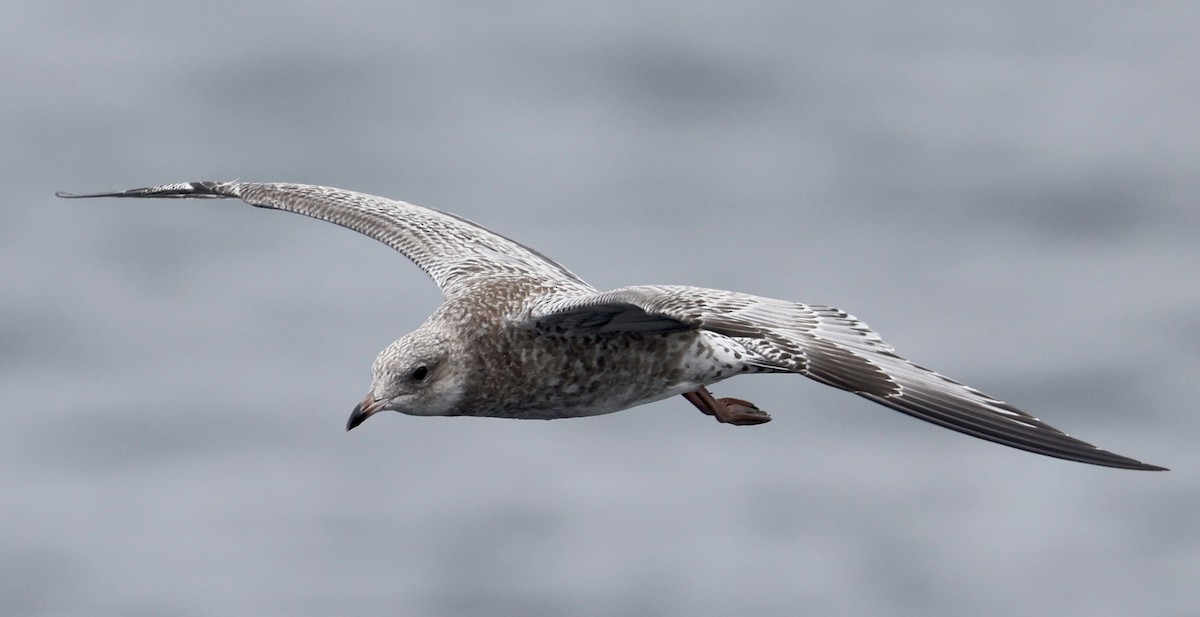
58, 182, 1165, 471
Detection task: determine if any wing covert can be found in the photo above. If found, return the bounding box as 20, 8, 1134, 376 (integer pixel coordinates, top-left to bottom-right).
526, 284, 1164, 470
58, 181, 593, 299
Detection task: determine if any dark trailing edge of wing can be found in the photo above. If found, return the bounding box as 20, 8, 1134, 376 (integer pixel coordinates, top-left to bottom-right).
818, 371, 1168, 471
795, 335, 1166, 470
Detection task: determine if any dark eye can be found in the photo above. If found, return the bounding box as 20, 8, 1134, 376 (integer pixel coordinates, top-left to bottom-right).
411, 365, 429, 382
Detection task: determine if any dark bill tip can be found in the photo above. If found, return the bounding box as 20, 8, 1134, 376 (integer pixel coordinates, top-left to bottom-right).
347, 393, 384, 431
346, 402, 370, 431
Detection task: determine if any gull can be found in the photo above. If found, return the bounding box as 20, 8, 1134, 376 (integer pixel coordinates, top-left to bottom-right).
58, 181, 1165, 470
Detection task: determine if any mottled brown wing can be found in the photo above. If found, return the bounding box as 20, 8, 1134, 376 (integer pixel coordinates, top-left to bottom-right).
526, 285, 1164, 471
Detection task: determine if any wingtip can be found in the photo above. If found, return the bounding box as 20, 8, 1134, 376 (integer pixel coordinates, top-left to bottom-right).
1021, 441, 1167, 471
55, 190, 127, 198
1067, 441, 1168, 471
54, 181, 234, 199
1054, 448, 1167, 471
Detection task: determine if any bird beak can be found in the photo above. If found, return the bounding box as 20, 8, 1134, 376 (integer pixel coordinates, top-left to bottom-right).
346, 393, 385, 431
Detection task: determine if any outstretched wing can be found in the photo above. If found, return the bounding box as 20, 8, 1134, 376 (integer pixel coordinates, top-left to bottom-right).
527, 285, 1164, 471
57, 181, 593, 299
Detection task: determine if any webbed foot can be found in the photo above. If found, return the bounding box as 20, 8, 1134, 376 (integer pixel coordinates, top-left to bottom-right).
681, 387, 772, 426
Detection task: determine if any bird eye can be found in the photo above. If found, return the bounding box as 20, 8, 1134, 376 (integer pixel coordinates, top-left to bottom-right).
411, 365, 429, 381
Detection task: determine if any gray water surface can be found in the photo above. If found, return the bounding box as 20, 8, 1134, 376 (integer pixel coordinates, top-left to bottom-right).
4, 3, 1198, 616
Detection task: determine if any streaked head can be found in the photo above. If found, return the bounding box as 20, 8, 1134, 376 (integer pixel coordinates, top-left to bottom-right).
346, 329, 464, 430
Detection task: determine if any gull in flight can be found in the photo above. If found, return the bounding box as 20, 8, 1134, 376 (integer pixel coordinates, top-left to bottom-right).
58, 182, 1164, 470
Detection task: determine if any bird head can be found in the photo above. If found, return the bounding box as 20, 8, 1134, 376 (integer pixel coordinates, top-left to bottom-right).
346, 329, 463, 430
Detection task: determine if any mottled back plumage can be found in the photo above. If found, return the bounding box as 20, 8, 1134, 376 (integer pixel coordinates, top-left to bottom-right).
58, 181, 1165, 471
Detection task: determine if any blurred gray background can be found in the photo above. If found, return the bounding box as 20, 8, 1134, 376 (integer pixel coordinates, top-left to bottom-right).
4, 2, 1198, 616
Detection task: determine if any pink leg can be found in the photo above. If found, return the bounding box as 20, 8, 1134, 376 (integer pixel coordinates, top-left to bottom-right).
681, 386, 771, 426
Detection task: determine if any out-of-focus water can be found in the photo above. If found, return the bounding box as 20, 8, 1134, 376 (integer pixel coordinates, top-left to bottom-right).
4, 3, 1197, 616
